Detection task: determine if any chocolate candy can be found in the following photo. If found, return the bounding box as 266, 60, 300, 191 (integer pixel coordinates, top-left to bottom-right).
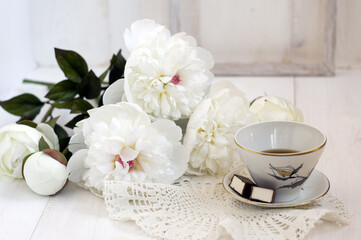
229, 174, 276, 203
249, 186, 275, 203
229, 174, 255, 199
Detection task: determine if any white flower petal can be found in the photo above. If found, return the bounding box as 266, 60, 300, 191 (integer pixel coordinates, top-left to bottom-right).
36, 123, 59, 150
68, 123, 87, 154
67, 102, 187, 194
124, 19, 165, 52
119, 146, 139, 162
123, 20, 213, 120
159, 144, 189, 183
67, 149, 88, 184
196, 47, 215, 69
0, 124, 42, 145
103, 79, 125, 105
149, 119, 182, 142
250, 96, 304, 122
87, 103, 150, 131
208, 81, 237, 98
0, 123, 59, 178
184, 81, 250, 176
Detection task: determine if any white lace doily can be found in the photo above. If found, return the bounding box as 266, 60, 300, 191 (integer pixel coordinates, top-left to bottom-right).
103, 168, 350, 240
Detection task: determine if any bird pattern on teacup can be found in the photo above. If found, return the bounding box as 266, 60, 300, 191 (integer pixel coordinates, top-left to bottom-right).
268, 163, 308, 189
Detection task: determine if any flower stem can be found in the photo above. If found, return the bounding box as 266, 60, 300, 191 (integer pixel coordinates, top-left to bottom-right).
62, 147, 69, 156
23, 79, 55, 88
41, 105, 55, 123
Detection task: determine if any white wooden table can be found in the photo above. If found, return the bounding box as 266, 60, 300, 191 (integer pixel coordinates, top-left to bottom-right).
0, 69, 360, 240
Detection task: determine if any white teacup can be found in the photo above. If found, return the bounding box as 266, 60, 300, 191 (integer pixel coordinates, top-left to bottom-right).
234, 121, 326, 202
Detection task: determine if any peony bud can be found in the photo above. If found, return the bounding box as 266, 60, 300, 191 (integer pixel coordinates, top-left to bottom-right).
249, 96, 304, 123
23, 150, 68, 196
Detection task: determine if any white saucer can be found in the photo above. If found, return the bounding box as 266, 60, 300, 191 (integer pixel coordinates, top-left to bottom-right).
223, 166, 330, 208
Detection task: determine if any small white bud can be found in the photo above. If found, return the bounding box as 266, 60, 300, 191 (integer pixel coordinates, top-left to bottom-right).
23, 151, 68, 196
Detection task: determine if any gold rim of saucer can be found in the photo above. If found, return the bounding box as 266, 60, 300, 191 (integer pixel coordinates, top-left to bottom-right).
222, 168, 330, 208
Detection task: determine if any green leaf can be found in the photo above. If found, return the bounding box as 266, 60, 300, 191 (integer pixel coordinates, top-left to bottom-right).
54, 124, 68, 141
18, 120, 38, 128
52, 99, 93, 114
52, 101, 74, 110
45, 80, 77, 101
0, 94, 44, 120
65, 114, 87, 129
38, 137, 51, 151
109, 49, 126, 85
54, 124, 69, 152
71, 99, 93, 114
55, 48, 88, 83
111, 49, 126, 68
64, 149, 72, 161
99, 67, 110, 83
98, 92, 104, 107
46, 116, 60, 128
22, 153, 34, 178
59, 137, 71, 154
76, 70, 101, 99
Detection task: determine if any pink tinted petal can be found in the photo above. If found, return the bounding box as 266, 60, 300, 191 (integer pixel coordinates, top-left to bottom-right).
115, 155, 125, 168
170, 74, 181, 85
128, 160, 135, 167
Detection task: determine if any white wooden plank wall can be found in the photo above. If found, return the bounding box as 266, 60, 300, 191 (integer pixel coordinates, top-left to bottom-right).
290, 0, 325, 65
29, 0, 110, 67
190, 0, 293, 65
0, 0, 36, 94
108, 0, 170, 59
176, 0, 334, 75
178, 0, 327, 65
26, 0, 361, 70
336, 0, 361, 69
29, 0, 170, 67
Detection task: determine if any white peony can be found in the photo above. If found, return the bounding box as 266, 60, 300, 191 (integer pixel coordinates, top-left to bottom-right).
23, 150, 68, 196
183, 81, 251, 176
0, 123, 58, 178
67, 102, 188, 195
123, 18, 163, 53
103, 19, 214, 120
250, 96, 303, 122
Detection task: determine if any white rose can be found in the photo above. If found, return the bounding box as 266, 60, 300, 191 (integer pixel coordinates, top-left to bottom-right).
183, 81, 251, 176
0, 123, 58, 178
249, 96, 304, 122
103, 19, 214, 120
23, 150, 68, 196
67, 102, 188, 195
